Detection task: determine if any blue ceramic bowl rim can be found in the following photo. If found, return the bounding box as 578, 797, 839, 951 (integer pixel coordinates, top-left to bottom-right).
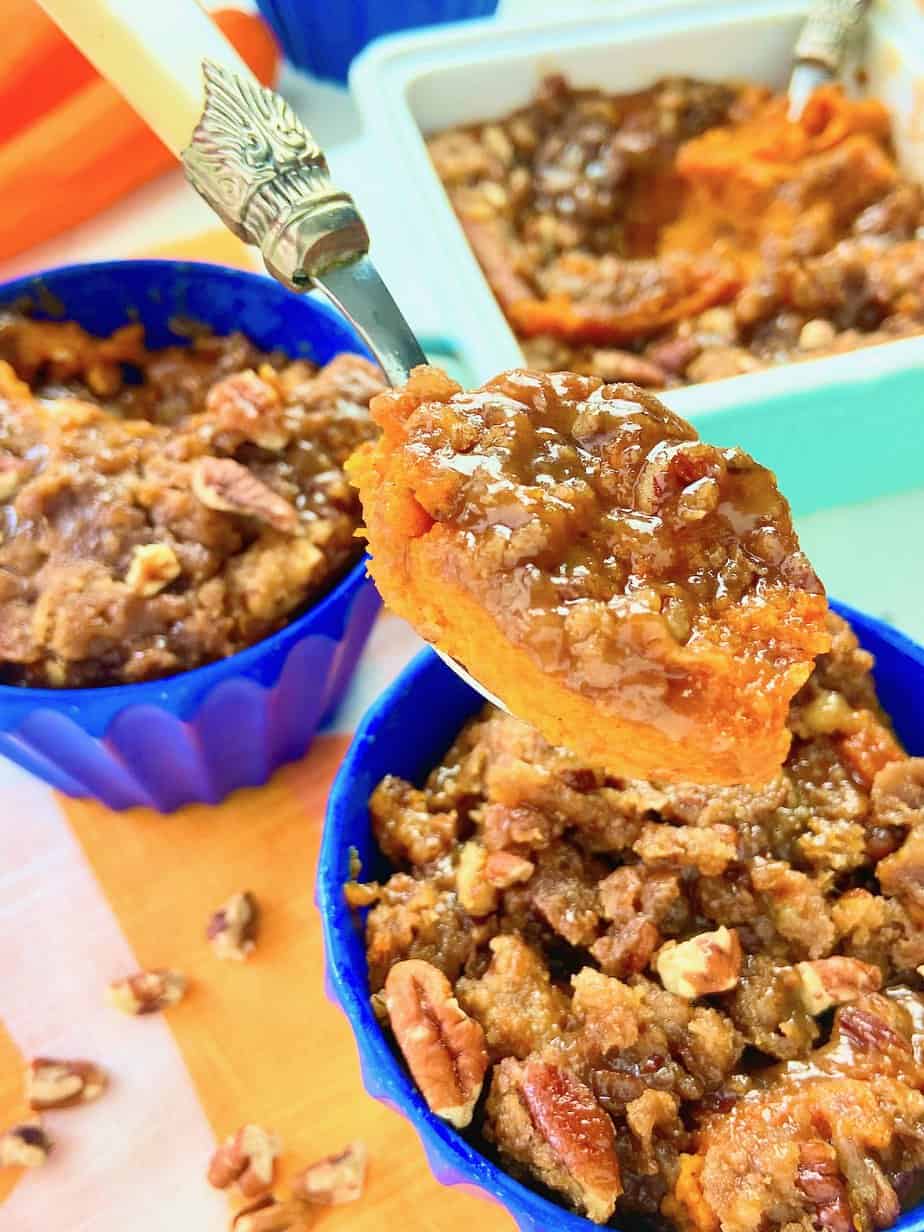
318, 597, 924, 1231
0, 259, 372, 723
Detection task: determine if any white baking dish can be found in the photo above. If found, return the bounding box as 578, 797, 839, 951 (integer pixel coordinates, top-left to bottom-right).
351, 0, 924, 417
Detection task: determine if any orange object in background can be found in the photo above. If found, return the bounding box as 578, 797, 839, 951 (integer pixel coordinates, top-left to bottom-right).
0, 0, 96, 144
0, 6, 280, 261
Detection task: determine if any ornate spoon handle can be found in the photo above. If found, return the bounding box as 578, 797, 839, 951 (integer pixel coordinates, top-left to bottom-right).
181, 61, 426, 387
788, 0, 871, 119
794, 0, 870, 72
35, 0, 426, 386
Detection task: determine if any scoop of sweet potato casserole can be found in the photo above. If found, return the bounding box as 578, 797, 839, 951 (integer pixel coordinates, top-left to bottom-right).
349, 365, 829, 783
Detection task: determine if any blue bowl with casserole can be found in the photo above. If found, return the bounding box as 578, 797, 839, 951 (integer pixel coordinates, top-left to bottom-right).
0, 259, 382, 811
318, 597, 924, 1232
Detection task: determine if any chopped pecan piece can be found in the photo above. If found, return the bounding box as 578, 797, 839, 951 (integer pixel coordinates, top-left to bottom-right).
192, 457, 300, 534
633, 822, 737, 876
27, 1057, 107, 1110
588, 348, 667, 388
626, 1089, 681, 1166
206, 368, 289, 451
795, 956, 882, 1015
797, 1141, 853, 1232
836, 1001, 913, 1058
384, 959, 488, 1128
484, 850, 535, 888
344, 881, 379, 909
208, 890, 260, 961
591, 915, 661, 978
456, 842, 498, 916
871, 758, 924, 825
655, 927, 742, 999
292, 1140, 368, 1205
231, 1196, 314, 1232
571, 966, 640, 1053
208, 1123, 280, 1198
877, 828, 924, 924
106, 968, 186, 1015
125, 542, 181, 596
486, 1057, 622, 1224
0, 1121, 51, 1168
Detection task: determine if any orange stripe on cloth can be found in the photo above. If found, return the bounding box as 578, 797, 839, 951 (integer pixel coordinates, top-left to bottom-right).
0, 1017, 27, 1204
57, 736, 512, 1231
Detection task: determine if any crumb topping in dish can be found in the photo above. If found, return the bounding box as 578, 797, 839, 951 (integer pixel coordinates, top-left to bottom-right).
429, 78, 924, 386
0, 317, 385, 687
354, 612, 924, 1230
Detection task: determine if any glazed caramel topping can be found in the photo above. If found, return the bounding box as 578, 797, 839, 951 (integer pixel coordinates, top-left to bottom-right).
352, 364, 829, 782
394, 367, 820, 689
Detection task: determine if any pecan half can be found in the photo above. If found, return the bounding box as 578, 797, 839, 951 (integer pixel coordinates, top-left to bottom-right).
487, 1057, 622, 1224
0, 1121, 52, 1168
795, 957, 882, 1016
208, 891, 259, 961
231, 1196, 314, 1232
106, 968, 186, 1015
292, 1140, 368, 1206
125, 542, 181, 596
384, 959, 488, 1128
208, 1123, 280, 1198
192, 457, 299, 534
655, 927, 742, 998
27, 1057, 107, 1110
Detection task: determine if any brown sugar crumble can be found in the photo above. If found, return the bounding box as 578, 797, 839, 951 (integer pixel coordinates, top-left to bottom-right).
349, 364, 829, 785
428, 77, 924, 385
356, 612, 924, 1229
0, 316, 384, 688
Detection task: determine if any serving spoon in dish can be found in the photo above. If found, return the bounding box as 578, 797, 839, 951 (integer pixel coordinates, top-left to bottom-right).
37, 0, 504, 708
787, 0, 871, 119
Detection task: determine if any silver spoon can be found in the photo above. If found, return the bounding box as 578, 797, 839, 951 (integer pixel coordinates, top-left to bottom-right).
36, 0, 503, 707
788, 0, 871, 120
180, 60, 508, 707
182, 61, 428, 389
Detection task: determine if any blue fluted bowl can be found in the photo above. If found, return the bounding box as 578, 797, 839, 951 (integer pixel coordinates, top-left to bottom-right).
256, 0, 498, 82
318, 598, 924, 1231
0, 260, 381, 812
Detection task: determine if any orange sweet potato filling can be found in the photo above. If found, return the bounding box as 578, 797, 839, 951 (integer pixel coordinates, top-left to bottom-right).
661, 86, 896, 275
430, 78, 924, 387
349, 366, 829, 784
